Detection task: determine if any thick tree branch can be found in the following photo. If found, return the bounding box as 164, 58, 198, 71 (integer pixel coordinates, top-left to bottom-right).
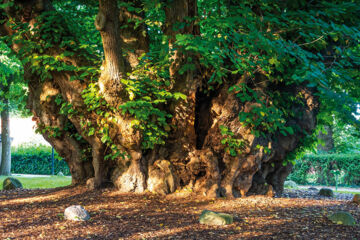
96, 0, 125, 103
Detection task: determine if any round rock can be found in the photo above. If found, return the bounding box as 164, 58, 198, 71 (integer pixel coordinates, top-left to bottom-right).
318, 188, 333, 197
328, 211, 356, 226
199, 210, 233, 226
64, 205, 90, 221
3, 177, 23, 190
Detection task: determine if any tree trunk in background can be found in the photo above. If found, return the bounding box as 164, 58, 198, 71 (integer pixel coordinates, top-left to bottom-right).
316, 125, 334, 184
0, 97, 11, 175
317, 125, 334, 152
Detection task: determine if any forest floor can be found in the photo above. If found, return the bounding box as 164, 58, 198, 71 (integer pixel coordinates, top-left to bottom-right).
0, 186, 359, 240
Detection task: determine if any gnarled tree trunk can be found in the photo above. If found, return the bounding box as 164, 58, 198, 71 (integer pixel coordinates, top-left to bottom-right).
0, 0, 319, 197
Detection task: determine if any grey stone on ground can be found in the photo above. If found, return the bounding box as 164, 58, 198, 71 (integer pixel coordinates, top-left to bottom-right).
64, 205, 90, 221
199, 210, 233, 226
3, 177, 23, 190
327, 211, 356, 226
308, 187, 318, 191
318, 188, 333, 197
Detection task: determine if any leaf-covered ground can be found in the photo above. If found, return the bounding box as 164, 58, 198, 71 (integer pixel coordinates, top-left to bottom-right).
0, 186, 359, 239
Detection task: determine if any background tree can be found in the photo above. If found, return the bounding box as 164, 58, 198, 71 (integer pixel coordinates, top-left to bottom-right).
0, 77, 11, 175
317, 125, 334, 153
0, 0, 359, 197
0, 41, 23, 175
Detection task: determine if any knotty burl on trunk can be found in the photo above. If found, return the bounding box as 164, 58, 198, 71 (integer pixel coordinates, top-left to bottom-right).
1, 0, 318, 197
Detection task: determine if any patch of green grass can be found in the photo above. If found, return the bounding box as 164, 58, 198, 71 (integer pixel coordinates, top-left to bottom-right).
334, 190, 360, 195
0, 176, 72, 190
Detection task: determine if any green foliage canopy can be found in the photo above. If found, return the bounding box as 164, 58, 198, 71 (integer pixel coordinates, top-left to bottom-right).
0, 41, 27, 113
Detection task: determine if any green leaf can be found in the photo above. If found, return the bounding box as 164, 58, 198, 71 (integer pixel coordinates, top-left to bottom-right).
88, 128, 95, 136
285, 126, 294, 135
173, 92, 187, 100
229, 148, 237, 157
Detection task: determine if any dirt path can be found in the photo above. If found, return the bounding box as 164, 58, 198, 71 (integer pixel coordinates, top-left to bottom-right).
0, 186, 359, 239
298, 185, 360, 193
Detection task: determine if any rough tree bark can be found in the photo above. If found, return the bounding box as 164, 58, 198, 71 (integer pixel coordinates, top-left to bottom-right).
0, 93, 11, 176
27, 79, 94, 184
0, 0, 319, 197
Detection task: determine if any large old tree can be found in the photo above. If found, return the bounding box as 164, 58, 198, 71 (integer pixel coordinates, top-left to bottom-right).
0, 0, 359, 197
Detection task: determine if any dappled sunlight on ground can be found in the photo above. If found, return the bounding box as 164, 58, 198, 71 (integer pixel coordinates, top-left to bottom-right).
0, 186, 359, 239
0, 186, 81, 205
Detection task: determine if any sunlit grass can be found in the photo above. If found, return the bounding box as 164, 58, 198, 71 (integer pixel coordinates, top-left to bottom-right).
0, 176, 72, 190
334, 190, 359, 195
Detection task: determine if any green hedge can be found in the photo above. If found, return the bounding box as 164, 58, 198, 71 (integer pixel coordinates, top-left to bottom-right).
288, 154, 360, 186
11, 144, 70, 175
